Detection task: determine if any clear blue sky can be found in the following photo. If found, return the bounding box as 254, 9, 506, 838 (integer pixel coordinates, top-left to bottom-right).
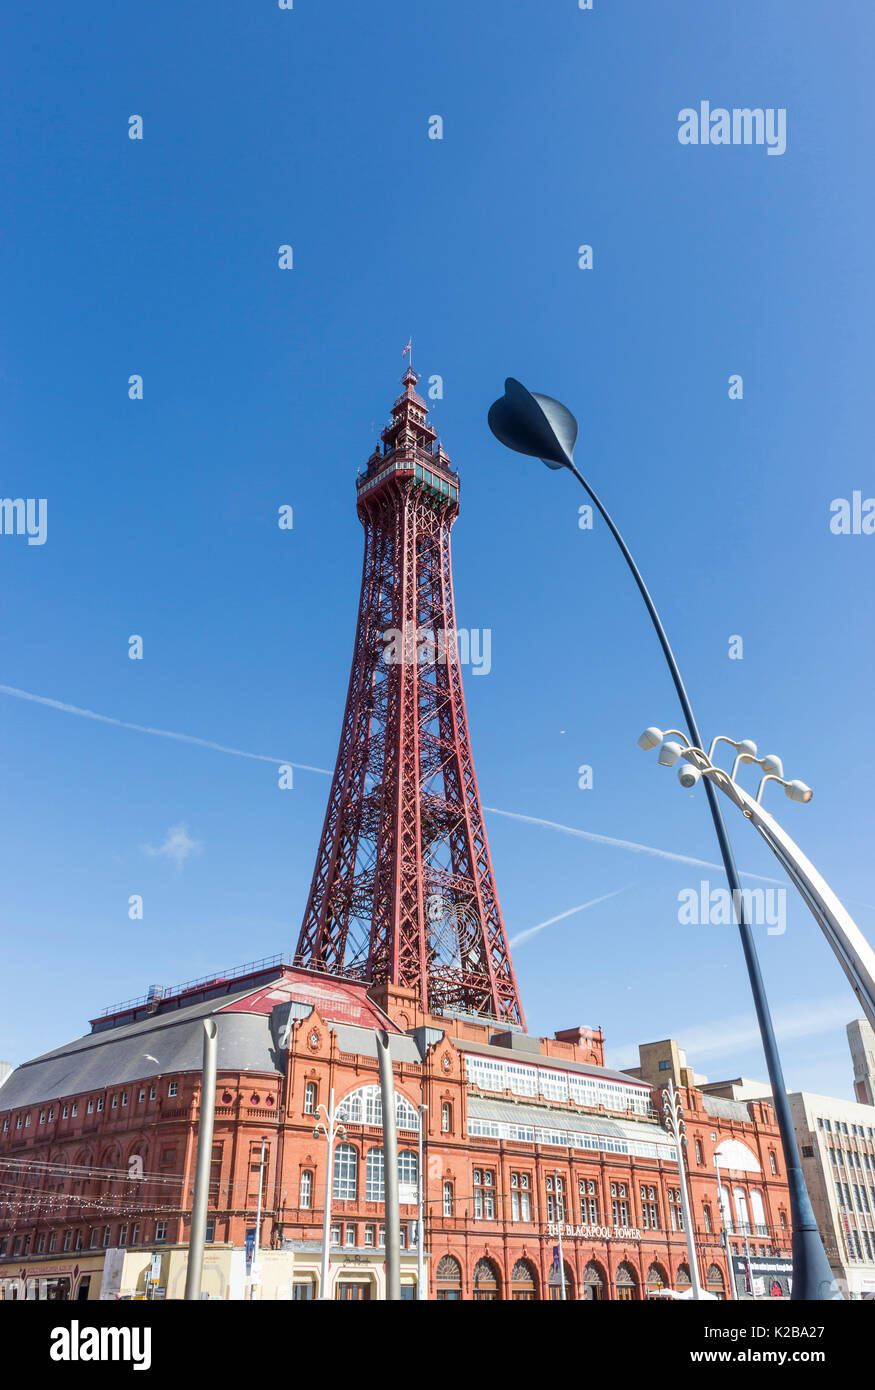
1, 2, 873, 1102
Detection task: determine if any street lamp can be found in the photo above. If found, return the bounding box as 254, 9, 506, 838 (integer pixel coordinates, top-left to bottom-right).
313, 1090, 347, 1301
661, 1080, 704, 1299
417, 1104, 428, 1301
249, 1134, 268, 1301
714, 1150, 741, 1302
640, 730, 875, 1032
488, 377, 838, 1299
554, 1171, 567, 1301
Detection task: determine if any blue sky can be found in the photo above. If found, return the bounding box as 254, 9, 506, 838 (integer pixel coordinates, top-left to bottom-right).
1, 1, 873, 1103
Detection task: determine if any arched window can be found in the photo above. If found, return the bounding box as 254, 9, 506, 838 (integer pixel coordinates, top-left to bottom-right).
473, 1257, 500, 1301
749, 1189, 767, 1234
332, 1144, 358, 1201
717, 1183, 733, 1232
646, 1262, 668, 1295
707, 1264, 726, 1299
398, 1150, 418, 1201
584, 1261, 606, 1301
366, 1148, 384, 1202
304, 1082, 317, 1116
549, 1260, 574, 1301
615, 1262, 638, 1301
703, 1203, 712, 1233
676, 1263, 691, 1288
435, 1255, 462, 1301
714, 1139, 761, 1173
364, 1147, 417, 1202
733, 1188, 750, 1233
511, 1259, 537, 1301
441, 1102, 452, 1133
337, 1085, 419, 1131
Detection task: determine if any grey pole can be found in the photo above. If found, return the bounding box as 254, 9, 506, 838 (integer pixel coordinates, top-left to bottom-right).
487, 377, 838, 1300
376, 1029, 401, 1300
184, 1018, 218, 1301
662, 1080, 703, 1299
715, 1154, 740, 1302
417, 1104, 427, 1300
250, 1135, 267, 1300
556, 1173, 567, 1301
318, 1088, 336, 1301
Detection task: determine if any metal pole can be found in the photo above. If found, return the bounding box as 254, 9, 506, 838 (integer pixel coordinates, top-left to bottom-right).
488, 382, 835, 1295
556, 1173, 566, 1300
662, 1081, 703, 1299
250, 1135, 266, 1300
744, 1233, 754, 1299
417, 1105, 427, 1300
563, 462, 836, 1300
715, 1156, 740, 1302
376, 1029, 401, 1300
319, 1089, 335, 1301
184, 1018, 218, 1301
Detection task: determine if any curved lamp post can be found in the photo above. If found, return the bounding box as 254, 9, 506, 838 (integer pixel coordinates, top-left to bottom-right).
488, 378, 838, 1300
640, 729, 875, 1032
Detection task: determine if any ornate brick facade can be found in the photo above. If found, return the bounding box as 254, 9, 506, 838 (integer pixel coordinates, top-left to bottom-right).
0, 963, 791, 1300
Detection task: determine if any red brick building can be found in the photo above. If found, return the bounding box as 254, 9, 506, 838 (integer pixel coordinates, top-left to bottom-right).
0, 958, 791, 1300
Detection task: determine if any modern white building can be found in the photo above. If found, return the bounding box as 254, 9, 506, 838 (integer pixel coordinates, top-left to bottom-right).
700, 1023, 875, 1300
849, 1019, 875, 1107
787, 1090, 875, 1299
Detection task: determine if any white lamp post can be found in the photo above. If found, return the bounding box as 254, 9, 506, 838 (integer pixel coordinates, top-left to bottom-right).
714, 1151, 741, 1302
313, 1089, 346, 1301
555, 1170, 567, 1301
662, 1079, 704, 1299
417, 1104, 428, 1300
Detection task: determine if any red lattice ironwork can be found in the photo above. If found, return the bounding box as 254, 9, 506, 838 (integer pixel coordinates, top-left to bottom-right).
294, 370, 524, 1026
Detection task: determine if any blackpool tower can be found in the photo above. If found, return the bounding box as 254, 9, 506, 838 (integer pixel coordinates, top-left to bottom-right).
294, 369, 525, 1027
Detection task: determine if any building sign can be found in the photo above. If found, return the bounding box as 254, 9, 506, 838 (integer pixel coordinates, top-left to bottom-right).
245, 1229, 256, 1275
148, 1254, 162, 1285
100, 1248, 125, 1300
731, 1255, 792, 1299
546, 1222, 642, 1242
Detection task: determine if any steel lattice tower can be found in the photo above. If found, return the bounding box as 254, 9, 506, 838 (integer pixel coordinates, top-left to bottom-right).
294, 369, 525, 1027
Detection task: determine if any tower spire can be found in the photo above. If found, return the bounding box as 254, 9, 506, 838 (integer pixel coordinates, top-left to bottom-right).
294, 378, 524, 1026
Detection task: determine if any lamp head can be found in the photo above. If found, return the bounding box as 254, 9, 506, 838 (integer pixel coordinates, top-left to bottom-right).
638, 727, 664, 751
735, 739, 758, 758
760, 754, 784, 778
657, 741, 683, 767
488, 378, 578, 472
785, 780, 813, 803
678, 763, 701, 789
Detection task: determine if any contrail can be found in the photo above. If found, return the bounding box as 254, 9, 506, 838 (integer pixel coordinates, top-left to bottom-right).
0, 684, 859, 901
510, 887, 630, 947
0, 685, 332, 775
484, 805, 785, 886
